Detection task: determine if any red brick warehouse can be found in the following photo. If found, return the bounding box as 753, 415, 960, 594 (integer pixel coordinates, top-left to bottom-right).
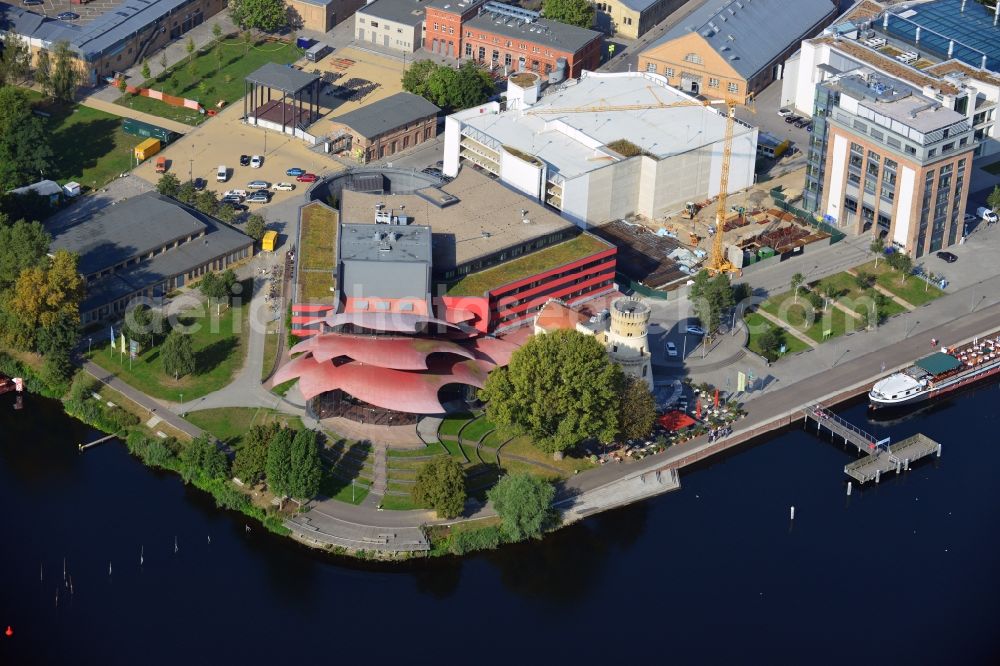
424, 0, 603, 78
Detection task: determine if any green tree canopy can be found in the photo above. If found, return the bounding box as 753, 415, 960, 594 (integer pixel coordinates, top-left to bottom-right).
233, 422, 279, 485
689, 270, 735, 335
157, 172, 181, 197
401, 60, 439, 98
988, 185, 1000, 212
402, 60, 494, 111
487, 472, 555, 541
180, 435, 230, 483
264, 427, 294, 499
229, 0, 289, 34
541, 0, 595, 28
0, 86, 53, 191
413, 456, 466, 519
757, 326, 784, 360
0, 219, 50, 290
288, 428, 323, 500
50, 42, 79, 102
619, 377, 656, 441
5, 250, 83, 350
0, 35, 31, 87
480, 329, 623, 453
162, 331, 196, 379
245, 214, 266, 241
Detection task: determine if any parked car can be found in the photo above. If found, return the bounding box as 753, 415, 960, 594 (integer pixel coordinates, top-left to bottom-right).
273, 182, 295, 191
221, 195, 243, 205
247, 180, 270, 190
221, 201, 248, 212
223, 189, 247, 199
285, 167, 305, 176
804, 122, 813, 132
422, 167, 444, 177
246, 191, 271, 203
295, 173, 318, 183
216, 165, 228, 182
193, 178, 207, 191
936, 251, 958, 263
239, 155, 251, 167
794, 117, 810, 128
22, 0, 43, 6
56, 11, 79, 20
976, 206, 998, 224
665, 341, 678, 357
777, 107, 793, 117
686, 324, 706, 336
784, 115, 799, 124
250, 155, 263, 169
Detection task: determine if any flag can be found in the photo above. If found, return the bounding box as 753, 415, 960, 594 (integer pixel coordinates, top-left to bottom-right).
110, 326, 116, 350
737, 371, 746, 392
129, 340, 138, 360
120, 332, 126, 353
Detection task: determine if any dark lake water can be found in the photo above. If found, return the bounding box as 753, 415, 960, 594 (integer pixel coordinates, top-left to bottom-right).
1, 382, 998, 665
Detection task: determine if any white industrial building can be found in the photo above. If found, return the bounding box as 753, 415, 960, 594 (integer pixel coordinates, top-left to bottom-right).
442, 70, 758, 228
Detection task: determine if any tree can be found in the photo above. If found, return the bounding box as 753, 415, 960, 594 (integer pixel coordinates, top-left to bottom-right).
123, 304, 164, 349
264, 427, 294, 501
233, 423, 279, 485
194, 189, 218, 214
6, 250, 83, 350
757, 326, 784, 360
212, 22, 223, 40
401, 60, 439, 98
176, 180, 197, 204
689, 270, 735, 335
0, 86, 53, 191
541, 0, 595, 28
0, 219, 50, 290
141, 60, 151, 80
853, 271, 874, 290
870, 235, 884, 268
453, 61, 494, 109
229, 0, 289, 34
156, 172, 181, 197
288, 428, 323, 500
34, 50, 52, 97
117, 77, 128, 96
480, 330, 623, 454
413, 457, 466, 518
36, 310, 79, 358
987, 185, 1000, 214
162, 331, 195, 379
40, 348, 73, 388
487, 472, 555, 541
181, 435, 229, 483
618, 377, 656, 441
425, 66, 458, 108
0, 35, 32, 86
50, 42, 79, 102
894, 253, 913, 285
790, 272, 804, 304
186, 37, 196, 58
159, 52, 168, 71
245, 214, 266, 241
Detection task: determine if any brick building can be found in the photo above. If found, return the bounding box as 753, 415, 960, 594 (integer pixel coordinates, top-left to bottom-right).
425, 1, 602, 78
286, 0, 366, 33
326, 92, 440, 163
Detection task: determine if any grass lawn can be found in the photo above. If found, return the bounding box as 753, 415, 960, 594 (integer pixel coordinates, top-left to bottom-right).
24, 89, 141, 192
97, 384, 189, 441
810, 270, 905, 321
87, 290, 250, 401
186, 407, 303, 449
299, 203, 338, 271
500, 436, 595, 476
116, 37, 303, 125
760, 290, 818, 329
439, 414, 473, 438
744, 311, 809, 359
461, 417, 495, 443
857, 260, 944, 306
480, 431, 502, 449
388, 441, 448, 457
446, 234, 610, 296
318, 465, 370, 505
380, 494, 421, 511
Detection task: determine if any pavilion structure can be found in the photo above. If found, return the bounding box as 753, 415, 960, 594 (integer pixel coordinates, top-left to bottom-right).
244, 63, 322, 137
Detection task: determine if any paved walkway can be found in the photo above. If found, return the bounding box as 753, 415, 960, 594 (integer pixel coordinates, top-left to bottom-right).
755, 308, 818, 348
79, 97, 193, 135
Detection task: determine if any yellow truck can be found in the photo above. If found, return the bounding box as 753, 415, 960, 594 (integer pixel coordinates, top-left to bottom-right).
261, 230, 278, 252
134, 137, 161, 161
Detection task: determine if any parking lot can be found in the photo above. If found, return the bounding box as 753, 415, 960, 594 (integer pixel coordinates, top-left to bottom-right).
16, 0, 118, 23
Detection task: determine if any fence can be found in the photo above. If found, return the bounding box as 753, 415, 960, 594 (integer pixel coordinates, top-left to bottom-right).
770, 188, 846, 244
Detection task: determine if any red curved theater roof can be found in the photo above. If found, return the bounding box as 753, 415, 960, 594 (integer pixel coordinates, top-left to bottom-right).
274, 356, 492, 414
289, 334, 474, 370
324, 311, 466, 334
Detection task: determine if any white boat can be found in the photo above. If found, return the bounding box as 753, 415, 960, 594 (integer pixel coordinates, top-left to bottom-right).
870, 335, 1000, 409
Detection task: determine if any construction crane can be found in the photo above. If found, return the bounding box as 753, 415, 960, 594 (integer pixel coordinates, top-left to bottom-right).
527, 88, 752, 274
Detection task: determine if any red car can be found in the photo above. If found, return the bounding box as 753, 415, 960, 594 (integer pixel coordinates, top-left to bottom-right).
295, 173, 318, 183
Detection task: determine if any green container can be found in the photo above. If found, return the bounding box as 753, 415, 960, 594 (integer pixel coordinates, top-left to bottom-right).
757, 247, 776, 259
122, 118, 176, 144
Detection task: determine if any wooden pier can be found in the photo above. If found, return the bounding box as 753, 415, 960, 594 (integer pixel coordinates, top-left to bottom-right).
78, 434, 117, 452
803, 404, 941, 484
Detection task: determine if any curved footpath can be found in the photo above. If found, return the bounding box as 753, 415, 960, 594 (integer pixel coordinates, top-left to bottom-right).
85, 259, 1000, 554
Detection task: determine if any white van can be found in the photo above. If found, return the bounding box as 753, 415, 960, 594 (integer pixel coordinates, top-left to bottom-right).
217, 165, 228, 182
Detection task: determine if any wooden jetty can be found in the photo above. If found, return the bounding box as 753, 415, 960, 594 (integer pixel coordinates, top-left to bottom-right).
803, 403, 941, 484
78, 434, 117, 452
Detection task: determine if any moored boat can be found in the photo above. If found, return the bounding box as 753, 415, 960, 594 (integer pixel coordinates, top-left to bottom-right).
869, 335, 1000, 409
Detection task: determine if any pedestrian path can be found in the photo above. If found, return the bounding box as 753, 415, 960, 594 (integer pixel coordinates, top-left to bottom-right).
80, 97, 193, 134
755, 308, 819, 348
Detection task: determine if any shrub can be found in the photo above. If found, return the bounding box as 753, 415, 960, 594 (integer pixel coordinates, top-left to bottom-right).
448, 525, 502, 555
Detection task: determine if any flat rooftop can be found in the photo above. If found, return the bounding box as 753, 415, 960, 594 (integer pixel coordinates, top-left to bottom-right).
339, 168, 575, 269
884, 0, 1000, 71
445, 233, 612, 296
49, 193, 207, 276
831, 71, 966, 134
339, 223, 432, 264
458, 71, 743, 179
357, 0, 428, 26
466, 9, 601, 54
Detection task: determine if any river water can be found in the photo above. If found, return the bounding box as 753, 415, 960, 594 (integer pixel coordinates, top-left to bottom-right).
1, 382, 998, 665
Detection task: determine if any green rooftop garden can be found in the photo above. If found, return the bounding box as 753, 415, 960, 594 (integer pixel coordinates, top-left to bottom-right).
445, 234, 610, 297
296, 202, 338, 302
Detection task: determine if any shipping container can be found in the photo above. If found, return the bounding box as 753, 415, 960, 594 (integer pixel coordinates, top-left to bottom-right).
122, 118, 176, 144
305, 43, 332, 62
261, 230, 278, 252
134, 137, 161, 161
